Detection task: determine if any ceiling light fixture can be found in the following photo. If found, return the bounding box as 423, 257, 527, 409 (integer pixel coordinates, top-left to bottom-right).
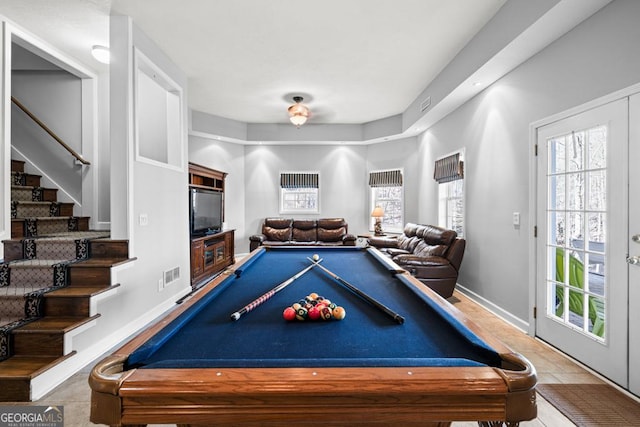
288, 96, 310, 128
91, 45, 110, 64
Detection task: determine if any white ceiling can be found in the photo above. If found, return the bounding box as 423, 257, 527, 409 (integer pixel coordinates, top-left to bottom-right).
1, 0, 508, 125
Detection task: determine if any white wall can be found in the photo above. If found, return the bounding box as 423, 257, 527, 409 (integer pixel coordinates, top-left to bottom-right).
416, 0, 640, 322
243, 144, 368, 251
78, 16, 192, 360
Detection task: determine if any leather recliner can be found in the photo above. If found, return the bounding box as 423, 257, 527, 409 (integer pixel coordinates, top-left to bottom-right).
367, 223, 465, 298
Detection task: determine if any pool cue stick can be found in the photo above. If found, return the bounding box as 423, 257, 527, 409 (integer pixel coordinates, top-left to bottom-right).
307, 258, 405, 324
230, 258, 322, 321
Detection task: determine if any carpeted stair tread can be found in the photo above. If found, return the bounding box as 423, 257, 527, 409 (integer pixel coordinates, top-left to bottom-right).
9, 259, 70, 268
15, 201, 62, 207
13, 201, 73, 219
16, 216, 82, 221
10, 185, 58, 203
0, 284, 54, 294
0, 315, 24, 327
34, 231, 110, 240
23, 238, 84, 260
0, 293, 27, 323
2, 260, 70, 289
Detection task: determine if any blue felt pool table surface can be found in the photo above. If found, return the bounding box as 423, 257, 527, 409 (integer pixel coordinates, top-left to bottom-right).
127, 246, 501, 370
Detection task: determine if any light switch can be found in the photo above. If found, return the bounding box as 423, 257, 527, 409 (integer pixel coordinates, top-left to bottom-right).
139, 213, 149, 226
513, 212, 520, 226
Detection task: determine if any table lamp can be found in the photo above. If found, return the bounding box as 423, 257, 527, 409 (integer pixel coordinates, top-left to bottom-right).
371, 206, 384, 236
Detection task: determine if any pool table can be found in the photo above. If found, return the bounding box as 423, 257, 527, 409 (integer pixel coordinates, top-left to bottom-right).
90, 246, 536, 426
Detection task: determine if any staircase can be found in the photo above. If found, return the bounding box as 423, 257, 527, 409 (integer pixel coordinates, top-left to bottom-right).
0, 159, 131, 401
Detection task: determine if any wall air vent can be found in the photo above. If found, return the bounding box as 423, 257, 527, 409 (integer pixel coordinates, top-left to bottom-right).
420, 96, 431, 112
164, 266, 181, 286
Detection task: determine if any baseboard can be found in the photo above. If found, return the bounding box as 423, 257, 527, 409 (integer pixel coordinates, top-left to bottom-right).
455, 284, 530, 333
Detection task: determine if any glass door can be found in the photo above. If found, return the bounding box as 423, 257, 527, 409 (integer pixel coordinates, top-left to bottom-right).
536, 99, 628, 386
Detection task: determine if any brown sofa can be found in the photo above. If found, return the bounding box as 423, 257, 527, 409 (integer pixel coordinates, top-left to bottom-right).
367, 223, 465, 298
250, 218, 357, 251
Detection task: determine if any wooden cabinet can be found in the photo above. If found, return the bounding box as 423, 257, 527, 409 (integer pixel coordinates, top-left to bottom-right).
188, 162, 234, 287
190, 229, 235, 286
189, 162, 226, 193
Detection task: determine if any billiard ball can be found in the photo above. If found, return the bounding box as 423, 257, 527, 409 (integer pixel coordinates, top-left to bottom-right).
332, 306, 346, 320
308, 306, 321, 320
296, 307, 308, 321
320, 306, 332, 320
312, 254, 320, 261
283, 307, 297, 321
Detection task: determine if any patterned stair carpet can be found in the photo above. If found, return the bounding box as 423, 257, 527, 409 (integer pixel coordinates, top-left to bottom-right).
0, 231, 110, 360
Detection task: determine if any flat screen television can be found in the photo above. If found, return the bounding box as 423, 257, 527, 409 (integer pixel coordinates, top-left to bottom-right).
190, 188, 223, 236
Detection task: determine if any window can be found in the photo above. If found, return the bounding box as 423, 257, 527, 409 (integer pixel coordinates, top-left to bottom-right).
435, 151, 465, 237
279, 172, 319, 214
369, 169, 404, 233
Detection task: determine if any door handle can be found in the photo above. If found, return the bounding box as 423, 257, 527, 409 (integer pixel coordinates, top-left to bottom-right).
633, 234, 640, 243
627, 256, 640, 265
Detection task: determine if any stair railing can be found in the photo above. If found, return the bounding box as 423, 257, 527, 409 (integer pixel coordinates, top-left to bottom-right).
11, 96, 91, 165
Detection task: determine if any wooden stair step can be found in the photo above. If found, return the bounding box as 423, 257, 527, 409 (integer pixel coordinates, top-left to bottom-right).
67, 257, 134, 287
72, 257, 133, 267
15, 315, 100, 333
12, 315, 100, 356
44, 284, 121, 316
0, 353, 76, 401
0, 355, 65, 378
11, 159, 25, 173
47, 285, 120, 297
2, 239, 24, 261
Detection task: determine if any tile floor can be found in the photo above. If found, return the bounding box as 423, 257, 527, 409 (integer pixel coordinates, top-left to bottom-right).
5, 290, 618, 426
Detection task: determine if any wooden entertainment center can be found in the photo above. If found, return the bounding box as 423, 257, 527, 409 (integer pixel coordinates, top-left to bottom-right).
188, 162, 235, 287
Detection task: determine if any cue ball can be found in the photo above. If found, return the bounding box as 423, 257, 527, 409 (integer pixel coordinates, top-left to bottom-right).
312, 254, 320, 261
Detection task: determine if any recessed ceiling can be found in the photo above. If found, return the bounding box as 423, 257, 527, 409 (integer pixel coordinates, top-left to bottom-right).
1, 0, 507, 125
